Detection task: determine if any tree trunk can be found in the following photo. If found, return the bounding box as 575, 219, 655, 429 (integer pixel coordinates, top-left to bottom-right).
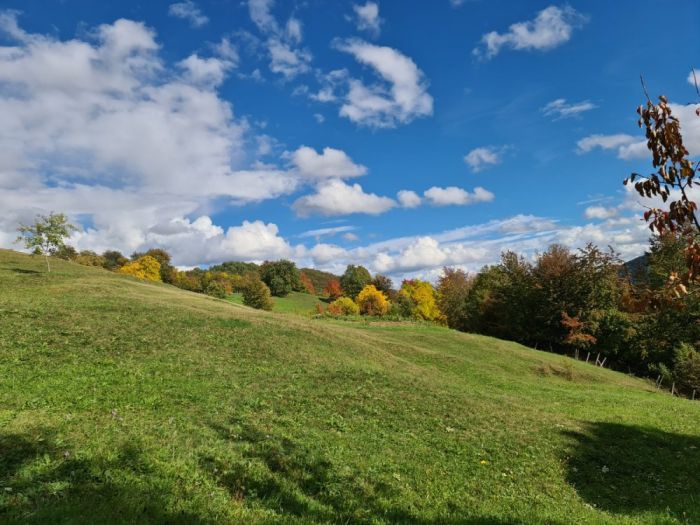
45, 253, 51, 272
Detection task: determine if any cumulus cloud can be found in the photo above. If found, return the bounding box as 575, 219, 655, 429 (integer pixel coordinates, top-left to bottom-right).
474, 5, 587, 60
397, 190, 422, 208
423, 186, 495, 206
288, 146, 367, 179
334, 39, 433, 128
352, 2, 382, 37
464, 146, 503, 172
292, 179, 396, 217
542, 98, 596, 119
168, 1, 209, 28
179, 54, 235, 86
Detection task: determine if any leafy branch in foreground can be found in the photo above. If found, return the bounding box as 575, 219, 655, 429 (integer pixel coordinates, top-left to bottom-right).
624, 81, 700, 291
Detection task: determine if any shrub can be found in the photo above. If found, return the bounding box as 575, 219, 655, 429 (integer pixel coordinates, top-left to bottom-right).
205, 281, 227, 299
399, 279, 442, 321
118, 255, 161, 281
323, 278, 343, 300
356, 284, 389, 316
340, 265, 372, 299
242, 278, 273, 311
260, 260, 302, 297
327, 296, 360, 316
102, 250, 128, 270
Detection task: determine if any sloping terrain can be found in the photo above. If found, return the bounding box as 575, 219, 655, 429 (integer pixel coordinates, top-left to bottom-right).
1, 249, 698, 524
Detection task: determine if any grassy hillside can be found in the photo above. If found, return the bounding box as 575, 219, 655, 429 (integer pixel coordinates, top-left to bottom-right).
1, 249, 699, 524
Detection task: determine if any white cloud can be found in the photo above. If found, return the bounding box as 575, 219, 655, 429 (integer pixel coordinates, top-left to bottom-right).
292, 179, 396, 217
286, 17, 303, 43
464, 146, 502, 172
214, 37, 239, 65
687, 69, 699, 87
313, 113, 325, 123
542, 98, 596, 119
335, 39, 433, 128
168, 1, 209, 28
353, 2, 382, 37
423, 186, 494, 206
584, 205, 618, 220
343, 232, 359, 242
397, 190, 422, 208
309, 243, 348, 265
288, 146, 367, 179
474, 5, 587, 60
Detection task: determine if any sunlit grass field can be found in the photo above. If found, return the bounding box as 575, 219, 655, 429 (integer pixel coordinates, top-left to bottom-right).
228, 291, 324, 315
1, 249, 699, 524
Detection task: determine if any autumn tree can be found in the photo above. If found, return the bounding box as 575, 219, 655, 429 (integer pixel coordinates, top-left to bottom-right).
356, 284, 390, 316
16, 212, 77, 272
118, 255, 161, 281
300, 272, 316, 295
437, 267, 473, 331
242, 277, 274, 310
399, 279, 443, 322
340, 264, 372, 299
323, 278, 343, 299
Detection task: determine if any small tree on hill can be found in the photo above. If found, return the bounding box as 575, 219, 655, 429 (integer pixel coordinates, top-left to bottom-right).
16, 212, 78, 272
327, 296, 360, 316
260, 260, 302, 297
437, 267, 473, 330
399, 279, 443, 322
340, 264, 372, 299
102, 250, 129, 271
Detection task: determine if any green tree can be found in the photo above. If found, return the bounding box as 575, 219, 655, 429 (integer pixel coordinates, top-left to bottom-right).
260, 260, 301, 297
340, 265, 372, 299
16, 212, 78, 272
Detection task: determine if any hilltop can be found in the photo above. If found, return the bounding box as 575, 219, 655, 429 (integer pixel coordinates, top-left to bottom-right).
1, 249, 699, 524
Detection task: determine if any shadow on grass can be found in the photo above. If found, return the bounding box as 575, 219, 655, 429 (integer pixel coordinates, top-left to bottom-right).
564, 422, 700, 522
0, 430, 206, 525
205, 418, 559, 525
9, 268, 41, 275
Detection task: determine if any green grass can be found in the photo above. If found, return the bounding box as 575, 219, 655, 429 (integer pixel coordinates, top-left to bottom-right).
228, 291, 324, 315
1, 249, 699, 524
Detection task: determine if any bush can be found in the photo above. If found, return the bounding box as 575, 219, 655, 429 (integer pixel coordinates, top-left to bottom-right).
437, 267, 472, 330
74, 250, 106, 267
327, 297, 360, 316
205, 281, 227, 299
300, 272, 316, 295
242, 278, 274, 311
118, 255, 161, 281
356, 284, 389, 316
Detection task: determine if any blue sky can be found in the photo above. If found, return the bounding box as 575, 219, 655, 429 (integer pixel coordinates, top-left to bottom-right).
1, 0, 699, 279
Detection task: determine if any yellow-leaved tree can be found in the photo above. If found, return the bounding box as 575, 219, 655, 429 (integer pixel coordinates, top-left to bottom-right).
356, 284, 389, 316
118, 255, 161, 282
399, 279, 443, 322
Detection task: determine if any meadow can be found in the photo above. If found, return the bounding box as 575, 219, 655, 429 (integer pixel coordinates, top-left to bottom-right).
1, 249, 699, 524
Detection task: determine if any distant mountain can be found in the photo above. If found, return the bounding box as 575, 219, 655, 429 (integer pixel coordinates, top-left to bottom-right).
300, 268, 339, 294
623, 253, 649, 282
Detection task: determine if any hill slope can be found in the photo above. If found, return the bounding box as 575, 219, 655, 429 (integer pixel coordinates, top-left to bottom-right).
1, 249, 699, 524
